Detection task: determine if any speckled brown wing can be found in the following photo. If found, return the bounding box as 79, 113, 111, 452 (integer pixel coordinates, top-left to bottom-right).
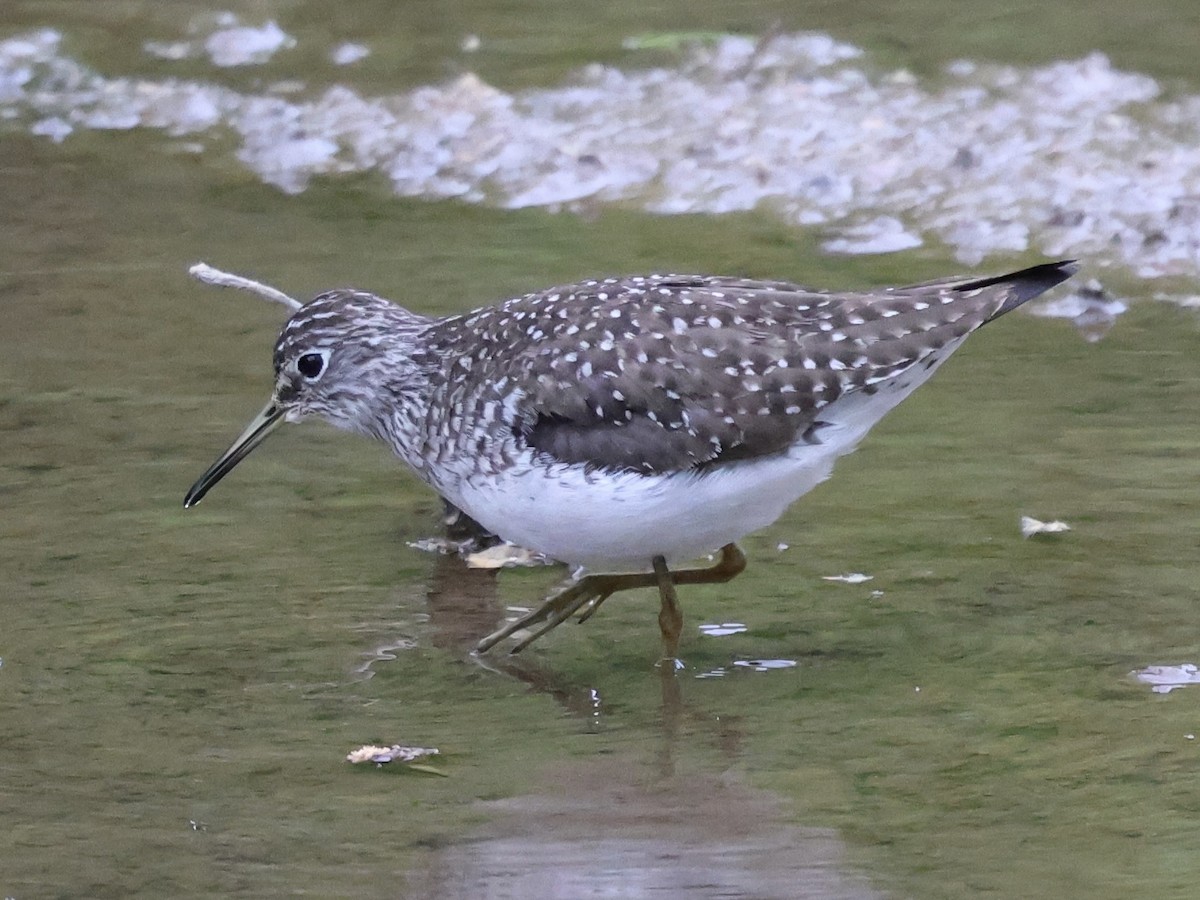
433, 262, 1073, 475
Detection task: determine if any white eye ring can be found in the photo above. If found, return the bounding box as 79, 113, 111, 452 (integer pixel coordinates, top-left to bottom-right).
296, 349, 330, 380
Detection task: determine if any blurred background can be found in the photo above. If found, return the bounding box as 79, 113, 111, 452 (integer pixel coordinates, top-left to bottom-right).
3, 2, 1200, 897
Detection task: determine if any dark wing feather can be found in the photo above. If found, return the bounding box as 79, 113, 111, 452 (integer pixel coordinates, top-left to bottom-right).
430, 262, 1073, 475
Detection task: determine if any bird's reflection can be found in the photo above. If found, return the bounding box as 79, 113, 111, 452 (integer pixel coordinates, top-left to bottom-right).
420, 540, 743, 760
363, 534, 884, 900
425, 550, 603, 717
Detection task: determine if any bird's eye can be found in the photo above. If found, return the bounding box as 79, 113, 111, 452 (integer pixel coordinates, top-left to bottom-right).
297, 352, 326, 379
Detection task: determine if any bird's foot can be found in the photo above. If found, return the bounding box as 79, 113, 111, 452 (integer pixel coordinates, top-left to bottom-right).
475, 572, 639, 654
474, 544, 748, 656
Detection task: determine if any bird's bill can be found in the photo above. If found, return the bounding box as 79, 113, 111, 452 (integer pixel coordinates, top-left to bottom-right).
184, 400, 284, 508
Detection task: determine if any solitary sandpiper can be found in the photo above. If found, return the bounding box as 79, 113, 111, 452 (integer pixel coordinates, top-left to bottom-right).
185, 260, 1076, 662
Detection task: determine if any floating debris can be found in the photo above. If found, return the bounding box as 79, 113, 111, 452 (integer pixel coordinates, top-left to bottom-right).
822, 215, 923, 255
699, 622, 748, 636
346, 744, 443, 772
143, 40, 192, 61
7, 29, 1200, 278
406, 536, 465, 555
189, 261, 301, 310
1132, 664, 1200, 694
30, 115, 71, 143
205, 19, 294, 67
1027, 278, 1128, 342
465, 542, 551, 569
405, 535, 550, 566
822, 573, 873, 584
143, 14, 295, 67
696, 658, 798, 677
330, 43, 370, 66
733, 659, 798, 672
1020, 515, 1072, 538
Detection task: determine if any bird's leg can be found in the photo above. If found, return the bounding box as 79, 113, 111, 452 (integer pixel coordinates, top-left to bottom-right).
653, 555, 684, 669
473, 543, 748, 655
573, 591, 612, 624
475, 571, 650, 654
649, 544, 746, 667
668, 543, 748, 588
579, 543, 747, 625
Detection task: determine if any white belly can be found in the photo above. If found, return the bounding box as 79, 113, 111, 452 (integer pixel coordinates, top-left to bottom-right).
455, 451, 827, 570
445, 341, 961, 571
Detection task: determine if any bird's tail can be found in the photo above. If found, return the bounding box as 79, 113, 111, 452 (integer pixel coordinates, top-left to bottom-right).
960, 260, 1078, 321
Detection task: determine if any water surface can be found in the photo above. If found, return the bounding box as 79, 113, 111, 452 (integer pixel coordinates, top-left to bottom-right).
4, 3, 1200, 898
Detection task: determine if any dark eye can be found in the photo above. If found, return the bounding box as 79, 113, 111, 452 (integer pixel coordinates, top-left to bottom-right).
297, 353, 326, 379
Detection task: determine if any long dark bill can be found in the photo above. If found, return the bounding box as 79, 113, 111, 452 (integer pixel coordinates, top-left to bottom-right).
183, 401, 284, 508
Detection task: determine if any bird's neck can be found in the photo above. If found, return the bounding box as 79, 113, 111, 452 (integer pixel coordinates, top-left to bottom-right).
359, 319, 446, 484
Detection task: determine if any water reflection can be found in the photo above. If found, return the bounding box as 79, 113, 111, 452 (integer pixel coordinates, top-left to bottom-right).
374, 548, 883, 899
415, 772, 885, 899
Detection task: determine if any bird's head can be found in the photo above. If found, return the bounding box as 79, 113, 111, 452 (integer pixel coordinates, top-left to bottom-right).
184, 289, 432, 508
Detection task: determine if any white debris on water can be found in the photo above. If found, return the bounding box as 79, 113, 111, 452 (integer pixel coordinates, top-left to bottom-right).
733, 659, 798, 672
142, 14, 295, 67
5, 28, 1200, 278
30, 115, 71, 142
1027, 279, 1129, 342
204, 20, 294, 67
1132, 664, 1200, 694
345, 743, 440, 765
822, 215, 923, 255
330, 42, 370, 66
822, 573, 874, 584
143, 40, 192, 61
1019, 515, 1071, 538
464, 542, 550, 569
695, 657, 799, 677
244, 133, 341, 195
699, 622, 749, 636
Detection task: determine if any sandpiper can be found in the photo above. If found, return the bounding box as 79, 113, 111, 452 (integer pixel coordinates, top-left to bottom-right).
185, 260, 1075, 662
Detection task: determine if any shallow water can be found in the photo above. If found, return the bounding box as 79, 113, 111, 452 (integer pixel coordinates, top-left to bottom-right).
4, 3, 1200, 898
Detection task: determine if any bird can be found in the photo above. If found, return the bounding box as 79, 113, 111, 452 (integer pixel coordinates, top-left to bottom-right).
184, 259, 1076, 663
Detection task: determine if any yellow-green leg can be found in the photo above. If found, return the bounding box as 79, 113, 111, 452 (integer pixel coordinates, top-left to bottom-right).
653, 555, 684, 668
474, 543, 747, 657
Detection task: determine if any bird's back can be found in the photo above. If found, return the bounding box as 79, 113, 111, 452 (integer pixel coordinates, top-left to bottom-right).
424, 261, 1075, 481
